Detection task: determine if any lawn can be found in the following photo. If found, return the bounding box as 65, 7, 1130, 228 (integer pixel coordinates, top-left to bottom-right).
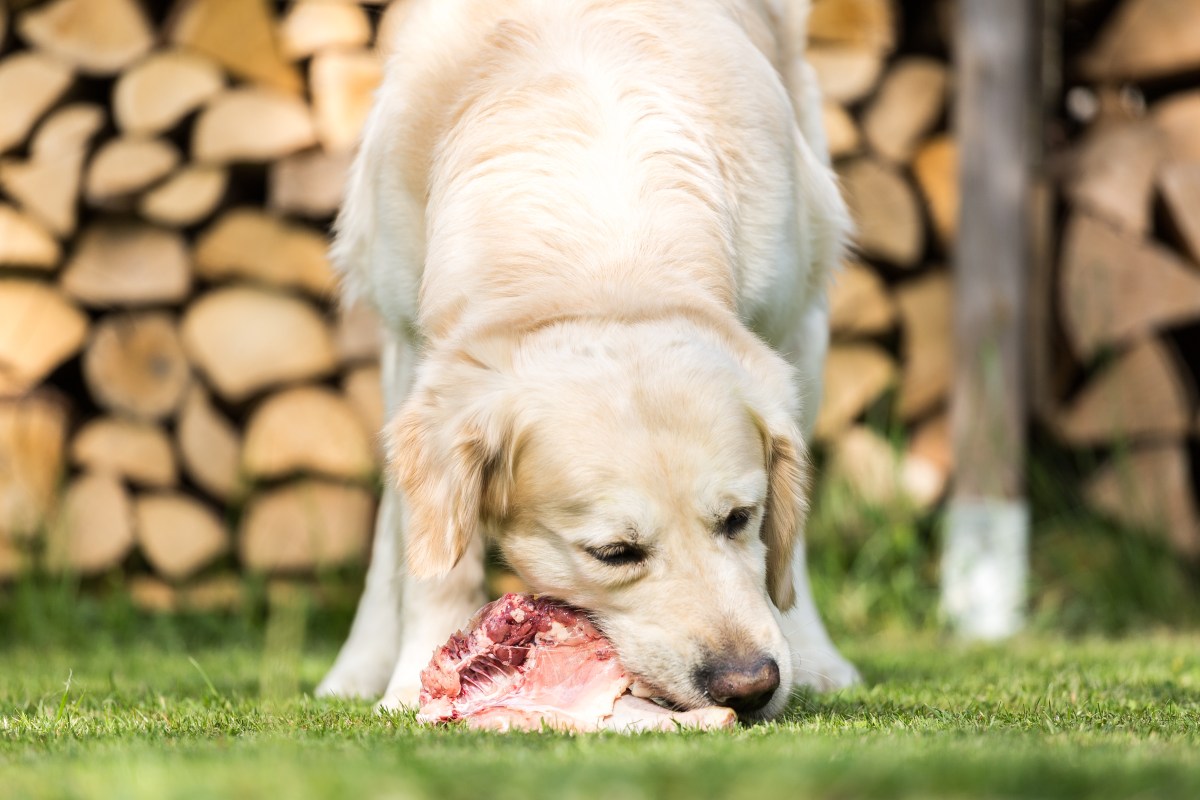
2, 591, 1199, 800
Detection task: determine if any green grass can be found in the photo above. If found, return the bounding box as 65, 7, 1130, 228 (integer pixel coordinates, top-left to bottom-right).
2, 589, 1199, 800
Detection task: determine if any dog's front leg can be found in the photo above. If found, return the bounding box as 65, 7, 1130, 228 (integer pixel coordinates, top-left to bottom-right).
377, 532, 486, 711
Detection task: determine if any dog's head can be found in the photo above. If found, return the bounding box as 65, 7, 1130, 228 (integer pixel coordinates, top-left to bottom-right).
389, 317, 808, 718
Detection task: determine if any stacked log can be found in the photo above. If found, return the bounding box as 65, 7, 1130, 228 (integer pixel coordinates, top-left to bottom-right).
0, 0, 387, 604
809, 0, 956, 512
1048, 0, 1200, 561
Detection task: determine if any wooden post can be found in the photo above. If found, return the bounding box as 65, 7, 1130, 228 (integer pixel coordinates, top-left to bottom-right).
942, 0, 1038, 639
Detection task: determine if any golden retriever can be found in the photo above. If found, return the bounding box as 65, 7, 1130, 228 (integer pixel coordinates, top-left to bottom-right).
317, 0, 858, 720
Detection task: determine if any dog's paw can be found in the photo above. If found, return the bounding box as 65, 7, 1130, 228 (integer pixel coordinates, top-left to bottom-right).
376, 682, 422, 714
793, 650, 862, 692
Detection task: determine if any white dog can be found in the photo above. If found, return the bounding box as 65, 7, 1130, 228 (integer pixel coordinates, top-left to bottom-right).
317, 0, 858, 720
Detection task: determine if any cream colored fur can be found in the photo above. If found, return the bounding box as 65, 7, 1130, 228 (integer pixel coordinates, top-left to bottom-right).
317, 0, 858, 720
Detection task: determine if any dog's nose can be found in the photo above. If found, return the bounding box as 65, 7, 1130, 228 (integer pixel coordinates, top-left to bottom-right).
698, 656, 780, 715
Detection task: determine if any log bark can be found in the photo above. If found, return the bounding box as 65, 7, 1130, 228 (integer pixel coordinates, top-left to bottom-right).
1060, 213, 1200, 360
242, 386, 375, 481
239, 480, 374, 572
139, 165, 228, 227
1159, 161, 1200, 265
1064, 120, 1164, 236
192, 88, 317, 163
280, 0, 371, 59
828, 260, 896, 336
1055, 337, 1192, 445
896, 271, 953, 420
1080, 0, 1200, 82
268, 149, 352, 219
70, 416, 177, 488
814, 343, 897, 441
310, 50, 383, 153
0, 393, 68, 541
17, 0, 152, 75
806, 46, 884, 105
194, 209, 336, 296
177, 386, 242, 501
862, 57, 949, 163
113, 50, 224, 135
47, 472, 134, 574
913, 134, 958, 247
0, 205, 59, 269
134, 492, 229, 581
0, 52, 74, 154
0, 104, 104, 236
838, 158, 924, 267
0, 280, 88, 397
61, 221, 191, 307
181, 286, 337, 401
1086, 443, 1200, 560
85, 137, 181, 204
82, 312, 191, 421
169, 0, 301, 94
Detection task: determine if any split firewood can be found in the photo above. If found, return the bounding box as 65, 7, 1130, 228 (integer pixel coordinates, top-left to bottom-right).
0, 104, 104, 236
838, 158, 924, 267
905, 412, 951, 507
335, 300, 384, 365
828, 260, 895, 336
1064, 120, 1164, 236
128, 574, 244, 613
0, 280, 88, 396
826, 425, 940, 512
135, 492, 229, 581
177, 386, 242, 501
0, 2, 6, 46
46, 472, 134, 575
85, 137, 181, 204
806, 46, 884, 105
896, 272, 952, 421
912, 135, 958, 247
1086, 443, 1200, 560
1079, 0, 1200, 82
268, 149, 352, 218
342, 365, 385, 456
1159, 161, 1200, 264
242, 386, 375, 481
0, 393, 68, 540
280, 0, 372, 59
0, 52, 74, 153
0, 537, 24, 580
1059, 213, 1200, 359
310, 50, 383, 153
1152, 91, 1200, 163
61, 222, 191, 307
194, 209, 336, 296
1055, 337, 1192, 445
822, 101, 860, 159
0, 205, 59, 269
814, 343, 897, 441
181, 286, 337, 401
862, 57, 948, 163
139, 165, 228, 227
192, 88, 317, 163
70, 416, 177, 488
808, 0, 896, 53
169, 0, 301, 94
113, 50, 224, 135
239, 480, 375, 572
82, 312, 191, 421
16, 0, 153, 75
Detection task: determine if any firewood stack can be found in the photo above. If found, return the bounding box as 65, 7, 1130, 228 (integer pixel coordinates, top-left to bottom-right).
0, 0, 393, 605
1044, 0, 1200, 561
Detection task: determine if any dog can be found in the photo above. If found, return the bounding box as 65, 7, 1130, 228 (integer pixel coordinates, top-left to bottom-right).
316, 0, 859, 720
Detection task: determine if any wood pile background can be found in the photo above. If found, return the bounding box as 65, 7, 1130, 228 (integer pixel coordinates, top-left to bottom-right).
0, 0, 1197, 607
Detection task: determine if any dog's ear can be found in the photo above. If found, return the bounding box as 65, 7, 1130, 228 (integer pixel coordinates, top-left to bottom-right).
388, 353, 519, 578
753, 412, 810, 612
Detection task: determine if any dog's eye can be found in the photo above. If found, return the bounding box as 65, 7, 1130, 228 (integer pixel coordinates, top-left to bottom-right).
721, 507, 754, 538
586, 543, 647, 567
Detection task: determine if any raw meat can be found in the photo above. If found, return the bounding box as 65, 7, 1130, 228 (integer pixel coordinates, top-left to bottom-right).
417, 593, 737, 732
